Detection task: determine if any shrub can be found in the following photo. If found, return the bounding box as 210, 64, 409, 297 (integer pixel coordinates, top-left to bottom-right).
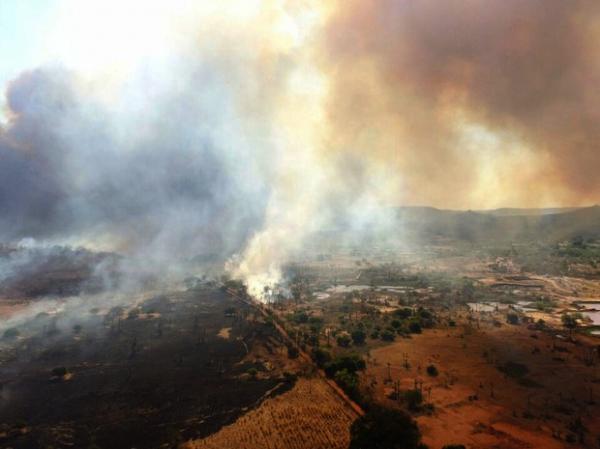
334, 368, 360, 399
289, 311, 309, 324
324, 354, 366, 377
351, 329, 367, 346
337, 333, 352, 347
416, 307, 433, 320
506, 313, 519, 325
393, 308, 413, 319
404, 389, 423, 411
426, 364, 438, 377
51, 366, 68, 377
381, 330, 395, 341
2, 328, 20, 339
308, 316, 324, 326
499, 361, 528, 378
312, 348, 332, 367
408, 321, 422, 334
287, 345, 299, 359
283, 371, 297, 383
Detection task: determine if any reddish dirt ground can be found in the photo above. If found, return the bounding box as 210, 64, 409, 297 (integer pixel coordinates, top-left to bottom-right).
364, 323, 600, 449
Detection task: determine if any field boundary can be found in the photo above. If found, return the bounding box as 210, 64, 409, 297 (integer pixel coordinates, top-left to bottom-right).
226, 288, 365, 417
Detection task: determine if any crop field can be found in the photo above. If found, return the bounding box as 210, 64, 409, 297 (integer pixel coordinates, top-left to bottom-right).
184, 378, 359, 449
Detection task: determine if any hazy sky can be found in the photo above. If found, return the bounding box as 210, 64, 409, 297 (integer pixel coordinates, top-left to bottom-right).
2, 1, 599, 211
1, 1, 599, 290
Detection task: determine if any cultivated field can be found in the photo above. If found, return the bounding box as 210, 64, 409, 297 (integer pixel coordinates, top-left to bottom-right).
183, 377, 359, 449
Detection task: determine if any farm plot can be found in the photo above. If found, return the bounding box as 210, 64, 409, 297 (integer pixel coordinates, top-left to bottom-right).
183, 378, 359, 449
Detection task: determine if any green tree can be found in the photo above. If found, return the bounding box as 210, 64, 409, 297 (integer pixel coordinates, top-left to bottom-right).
311, 348, 332, 367
408, 321, 422, 334
349, 406, 423, 449
334, 369, 360, 398
561, 313, 580, 339
351, 329, 367, 346
380, 329, 395, 341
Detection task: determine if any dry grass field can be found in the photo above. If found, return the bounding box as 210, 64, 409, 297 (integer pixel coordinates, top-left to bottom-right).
182, 378, 359, 449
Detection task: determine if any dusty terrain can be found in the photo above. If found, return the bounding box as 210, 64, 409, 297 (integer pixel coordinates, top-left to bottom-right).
366, 324, 599, 449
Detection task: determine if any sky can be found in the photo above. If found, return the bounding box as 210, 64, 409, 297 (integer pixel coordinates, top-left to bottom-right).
1, 0, 599, 294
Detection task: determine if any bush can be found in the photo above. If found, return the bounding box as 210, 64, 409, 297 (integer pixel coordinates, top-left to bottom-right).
416, 307, 433, 321
351, 329, 367, 346
312, 348, 332, 367
307, 334, 319, 347
287, 345, 299, 359
337, 333, 352, 347
408, 321, 422, 334
506, 313, 519, 325
404, 389, 423, 411
426, 364, 438, 377
51, 366, 68, 377
349, 406, 423, 449
308, 316, 324, 326
380, 330, 395, 341
334, 368, 360, 399
324, 354, 366, 377
499, 361, 529, 378
393, 308, 413, 319
2, 328, 20, 339
283, 371, 297, 383
289, 311, 309, 324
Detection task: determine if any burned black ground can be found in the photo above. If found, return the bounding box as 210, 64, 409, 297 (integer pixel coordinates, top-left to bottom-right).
0, 287, 287, 449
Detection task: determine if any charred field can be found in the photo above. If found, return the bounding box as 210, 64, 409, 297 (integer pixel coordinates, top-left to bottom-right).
0, 285, 294, 449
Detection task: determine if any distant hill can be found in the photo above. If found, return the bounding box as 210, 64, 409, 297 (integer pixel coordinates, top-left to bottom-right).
394, 205, 600, 243
477, 207, 581, 216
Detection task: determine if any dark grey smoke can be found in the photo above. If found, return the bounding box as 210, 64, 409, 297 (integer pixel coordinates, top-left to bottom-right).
0, 62, 273, 267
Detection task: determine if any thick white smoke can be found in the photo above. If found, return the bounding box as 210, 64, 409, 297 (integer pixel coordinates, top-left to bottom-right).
0, 1, 402, 301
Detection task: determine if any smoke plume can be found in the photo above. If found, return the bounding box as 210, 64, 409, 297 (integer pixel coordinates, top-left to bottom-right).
2, 0, 599, 298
